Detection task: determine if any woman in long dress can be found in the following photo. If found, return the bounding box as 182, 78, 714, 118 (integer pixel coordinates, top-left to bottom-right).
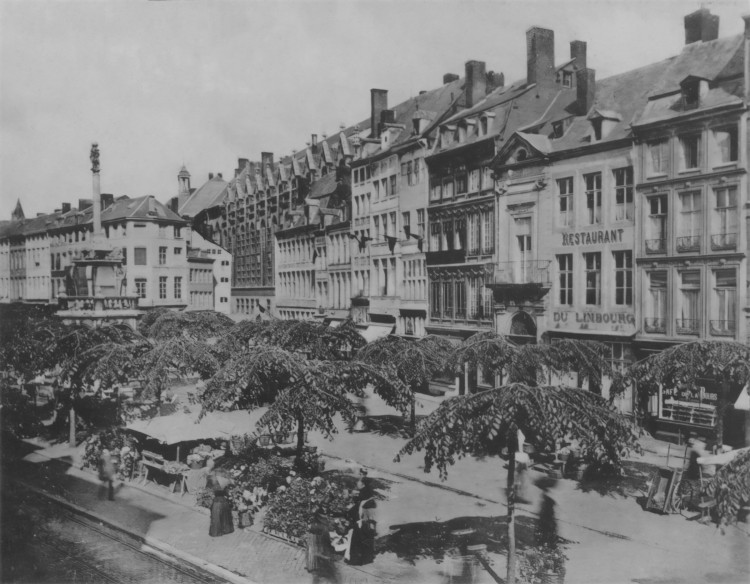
346, 477, 377, 566
208, 470, 234, 537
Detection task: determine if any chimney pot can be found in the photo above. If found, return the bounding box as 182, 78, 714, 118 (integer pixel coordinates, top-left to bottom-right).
570, 40, 587, 70
684, 8, 719, 44
209, 173, 214, 179
743, 14, 750, 38
526, 27, 555, 89
370, 88, 388, 139
465, 60, 487, 108
61, 202, 71, 214
217, 173, 223, 179
311, 134, 318, 146
443, 73, 459, 84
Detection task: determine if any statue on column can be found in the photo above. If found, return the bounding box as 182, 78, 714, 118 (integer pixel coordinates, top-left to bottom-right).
90, 143, 100, 173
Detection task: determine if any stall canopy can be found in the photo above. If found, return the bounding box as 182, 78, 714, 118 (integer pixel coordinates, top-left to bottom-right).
698, 446, 750, 467
125, 408, 269, 445
358, 323, 394, 343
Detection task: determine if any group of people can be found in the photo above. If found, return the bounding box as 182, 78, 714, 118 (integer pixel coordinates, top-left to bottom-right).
306, 469, 378, 583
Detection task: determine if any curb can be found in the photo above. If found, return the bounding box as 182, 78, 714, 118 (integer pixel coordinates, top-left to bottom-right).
14, 477, 258, 584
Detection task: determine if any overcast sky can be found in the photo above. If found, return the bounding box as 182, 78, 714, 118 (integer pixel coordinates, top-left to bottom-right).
1, 0, 748, 218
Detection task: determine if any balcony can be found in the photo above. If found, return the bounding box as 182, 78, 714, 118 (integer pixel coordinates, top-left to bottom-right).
486, 260, 551, 304
710, 233, 737, 251
709, 320, 736, 337
644, 317, 666, 334
675, 318, 700, 335
425, 249, 466, 266
676, 235, 700, 253
645, 238, 666, 254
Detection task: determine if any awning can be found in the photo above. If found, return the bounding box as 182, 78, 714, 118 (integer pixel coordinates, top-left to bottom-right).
698, 446, 750, 466
399, 309, 427, 318
545, 329, 636, 340
358, 323, 394, 343
734, 385, 750, 411
125, 408, 269, 445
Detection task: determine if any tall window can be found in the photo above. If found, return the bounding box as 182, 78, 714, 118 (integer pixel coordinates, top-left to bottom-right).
481, 209, 494, 254
481, 167, 493, 191
416, 209, 425, 238
442, 280, 453, 318
515, 217, 532, 282
584, 173, 602, 225
468, 169, 480, 192
174, 226, 182, 238
389, 212, 397, 237
713, 186, 737, 249
467, 212, 480, 254
135, 278, 147, 299
402, 212, 410, 235
557, 177, 574, 227
646, 195, 668, 253
455, 280, 465, 319
174, 276, 182, 300
712, 269, 736, 335
678, 191, 702, 251
647, 271, 667, 332
584, 252, 601, 305
557, 254, 573, 305
443, 178, 454, 200
648, 140, 670, 175
430, 281, 441, 318
613, 167, 633, 221
390, 174, 398, 195
456, 174, 468, 195
134, 247, 147, 265
430, 179, 442, 202
373, 216, 380, 239
613, 251, 632, 305
159, 276, 167, 299
430, 222, 441, 251
679, 135, 701, 170
158, 246, 167, 265
712, 126, 738, 165
678, 270, 701, 333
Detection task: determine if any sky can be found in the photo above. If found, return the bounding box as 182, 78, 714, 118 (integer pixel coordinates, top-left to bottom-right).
1, 0, 748, 218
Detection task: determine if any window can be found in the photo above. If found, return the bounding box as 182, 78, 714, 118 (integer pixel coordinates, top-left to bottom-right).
678, 191, 702, 251
584, 173, 602, 225
443, 179, 454, 200
712, 126, 738, 165
135, 278, 147, 298
456, 174, 467, 195
557, 254, 573, 305
174, 226, 182, 238
562, 70, 573, 88
134, 247, 147, 265
416, 209, 425, 238
647, 140, 670, 175
402, 212, 410, 235
413, 159, 421, 184
557, 177, 574, 227
613, 167, 633, 221
481, 209, 494, 254
515, 217, 532, 277
679, 135, 701, 170
220, 297, 228, 303
174, 247, 182, 254
712, 269, 736, 335
481, 167, 493, 191
159, 276, 167, 299
430, 179, 442, 202
174, 276, 182, 300
373, 216, 380, 239
468, 169, 480, 192
613, 251, 632, 305
467, 212, 480, 254
390, 174, 398, 195
430, 222, 441, 251
677, 271, 701, 334
646, 271, 667, 333
158, 246, 167, 265
430, 281, 440, 318
584, 252, 601, 305
646, 195, 668, 253
389, 212, 397, 237
480, 117, 489, 136
373, 181, 381, 200
712, 186, 738, 250
159, 225, 167, 237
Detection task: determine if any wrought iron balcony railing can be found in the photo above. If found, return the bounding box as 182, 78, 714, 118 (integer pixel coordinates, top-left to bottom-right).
676, 235, 700, 253
643, 317, 666, 334
487, 260, 552, 286
709, 320, 736, 337
675, 318, 700, 335
710, 233, 737, 251
58, 295, 140, 312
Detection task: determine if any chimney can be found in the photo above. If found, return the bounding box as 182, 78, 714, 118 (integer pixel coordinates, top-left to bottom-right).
371, 89, 388, 138
209, 172, 214, 180
90, 143, 101, 235
380, 109, 396, 126
685, 8, 719, 44
101, 193, 114, 210
217, 173, 223, 179
61, 202, 71, 214
261, 152, 274, 169
526, 27, 555, 88
443, 73, 459, 84
744, 15, 750, 102
570, 40, 587, 70
576, 68, 596, 114
168, 197, 179, 214
311, 134, 317, 148
78, 198, 92, 211
465, 60, 487, 108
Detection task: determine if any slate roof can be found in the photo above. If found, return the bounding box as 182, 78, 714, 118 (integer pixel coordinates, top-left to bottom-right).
179, 176, 229, 217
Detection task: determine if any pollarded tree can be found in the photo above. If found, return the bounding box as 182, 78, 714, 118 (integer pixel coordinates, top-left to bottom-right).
623, 340, 750, 447
356, 335, 455, 433
397, 383, 640, 584
200, 344, 410, 464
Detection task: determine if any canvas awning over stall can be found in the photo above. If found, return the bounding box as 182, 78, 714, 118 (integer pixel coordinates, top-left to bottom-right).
125, 408, 269, 445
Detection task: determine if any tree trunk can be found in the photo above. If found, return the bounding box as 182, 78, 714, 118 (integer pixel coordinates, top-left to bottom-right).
295, 412, 305, 466
715, 377, 729, 449
506, 438, 517, 584
410, 394, 416, 436
69, 406, 76, 447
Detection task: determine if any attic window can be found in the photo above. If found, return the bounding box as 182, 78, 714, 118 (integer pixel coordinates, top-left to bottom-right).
516, 148, 528, 162
591, 118, 603, 141
562, 70, 573, 88
552, 121, 564, 139
682, 79, 700, 109
480, 117, 489, 136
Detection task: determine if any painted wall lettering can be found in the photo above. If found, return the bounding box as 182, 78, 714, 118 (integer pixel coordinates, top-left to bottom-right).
562, 229, 625, 246
553, 311, 635, 325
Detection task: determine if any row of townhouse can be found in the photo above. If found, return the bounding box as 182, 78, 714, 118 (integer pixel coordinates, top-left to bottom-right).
190, 8, 749, 444
1, 161, 232, 321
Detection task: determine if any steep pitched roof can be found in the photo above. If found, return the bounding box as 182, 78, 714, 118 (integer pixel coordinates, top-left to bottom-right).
179, 176, 229, 217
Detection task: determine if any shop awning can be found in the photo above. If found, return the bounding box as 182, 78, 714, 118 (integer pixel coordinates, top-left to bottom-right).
358, 323, 394, 343
698, 446, 750, 466
125, 407, 269, 445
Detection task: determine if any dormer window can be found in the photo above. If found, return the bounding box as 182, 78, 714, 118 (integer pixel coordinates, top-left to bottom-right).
458, 124, 467, 143
516, 148, 528, 162
480, 117, 489, 136
592, 119, 602, 141
562, 70, 573, 88
680, 76, 708, 110
552, 121, 564, 139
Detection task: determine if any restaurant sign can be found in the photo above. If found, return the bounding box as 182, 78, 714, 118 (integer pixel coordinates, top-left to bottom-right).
562, 229, 625, 247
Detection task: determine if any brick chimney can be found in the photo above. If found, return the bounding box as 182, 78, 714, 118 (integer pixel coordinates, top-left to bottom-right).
576, 68, 596, 115
684, 8, 719, 44
209, 173, 214, 180
101, 193, 114, 210
443, 73, 459, 84
526, 27, 555, 88
371, 89, 388, 139
61, 202, 71, 214
465, 60, 487, 108
380, 110, 396, 126
261, 152, 274, 169
570, 40, 587, 70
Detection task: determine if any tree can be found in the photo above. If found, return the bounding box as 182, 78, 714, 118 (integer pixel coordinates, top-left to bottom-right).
623, 340, 750, 447
704, 448, 750, 528
397, 383, 640, 584
356, 335, 455, 433
397, 333, 639, 584
201, 344, 410, 464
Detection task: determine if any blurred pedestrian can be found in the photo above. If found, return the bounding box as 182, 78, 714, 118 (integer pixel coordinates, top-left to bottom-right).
98, 449, 116, 501
307, 509, 338, 583
534, 476, 559, 548
207, 468, 234, 537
